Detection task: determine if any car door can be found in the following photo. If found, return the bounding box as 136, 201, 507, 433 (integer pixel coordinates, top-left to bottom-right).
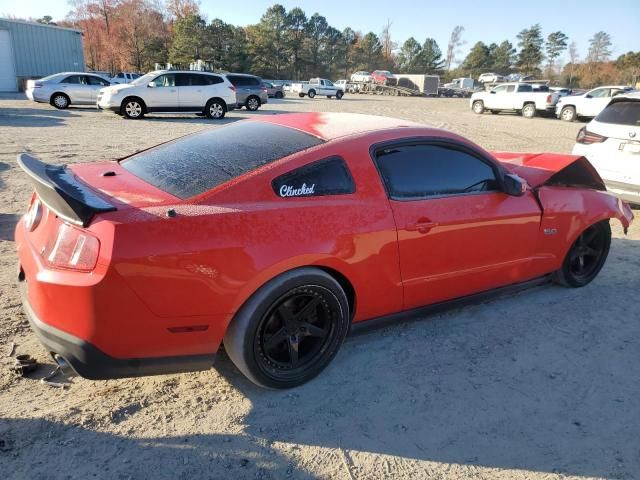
323, 79, 336, 95
86, 75, 110, 102
487, 84, 509, 109
581, 88, 611, 117
372, 140, 542, 310
59, 74, 91, 104
146, 73, 179, 111
176, 73, 203, 110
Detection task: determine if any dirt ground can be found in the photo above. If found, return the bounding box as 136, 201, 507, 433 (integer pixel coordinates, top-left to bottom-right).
0, 94, 638, 480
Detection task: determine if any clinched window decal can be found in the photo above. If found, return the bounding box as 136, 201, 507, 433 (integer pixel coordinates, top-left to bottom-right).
272, 156, 356, 198
279, 183, 316, 197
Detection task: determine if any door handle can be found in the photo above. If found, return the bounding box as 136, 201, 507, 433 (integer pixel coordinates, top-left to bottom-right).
406, 218, 437, 234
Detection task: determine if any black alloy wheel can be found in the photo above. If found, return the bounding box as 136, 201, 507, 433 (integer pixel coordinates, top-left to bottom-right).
255, 286, 336, 374
223, 268, 350, 389
554, 221, 611, 287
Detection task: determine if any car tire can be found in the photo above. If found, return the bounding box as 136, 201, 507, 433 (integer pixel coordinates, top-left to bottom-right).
553, 220, 611, 288
51, 93, 70, 109
121, 97, 145, 119
560, 106, 577, 122
308, 89, 316, 99
275, 91, 284, 99
223, 268, 350, 389
522, 103, 536, 119
336, 90, 344, 100
246, 96, 260, 111
298, 93, 305, 98
205, 99, 226, 119
472, 100, 484, 114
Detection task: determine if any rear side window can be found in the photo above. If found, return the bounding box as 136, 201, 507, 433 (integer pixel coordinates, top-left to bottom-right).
595, 101, 640, 126
517, 84, 532, 92
62, 75, 83, 84
227, 75, 247, 86
121, 122, 324, 199
375, 144, 498, 200
205, 75, 224, 85
272, 157, 355, 198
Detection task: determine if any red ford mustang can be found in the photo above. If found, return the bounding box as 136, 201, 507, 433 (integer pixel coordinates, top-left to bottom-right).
15, 113, 633, 388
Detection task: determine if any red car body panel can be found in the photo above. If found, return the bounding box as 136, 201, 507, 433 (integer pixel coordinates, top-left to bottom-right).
14, 113, 633, 379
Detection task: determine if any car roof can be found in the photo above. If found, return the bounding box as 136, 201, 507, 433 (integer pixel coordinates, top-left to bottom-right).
227, 73, 260, 78
249, 112, 437, 142
608, 91, 640, 102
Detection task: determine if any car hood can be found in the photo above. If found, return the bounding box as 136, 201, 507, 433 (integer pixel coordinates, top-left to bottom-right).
492, 152, 606, 190
101, 83, 137, 94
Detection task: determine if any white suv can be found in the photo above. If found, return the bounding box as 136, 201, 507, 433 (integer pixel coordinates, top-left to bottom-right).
572, 92, 640, 204
97, 70, 237, 119
110, 72, 141, 84
556, 85, 634, 121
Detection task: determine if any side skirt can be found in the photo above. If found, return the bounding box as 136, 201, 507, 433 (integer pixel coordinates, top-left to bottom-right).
350, 275, 552, 335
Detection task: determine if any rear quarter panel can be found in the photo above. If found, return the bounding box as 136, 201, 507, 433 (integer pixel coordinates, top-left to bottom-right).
109, 136, 403, 330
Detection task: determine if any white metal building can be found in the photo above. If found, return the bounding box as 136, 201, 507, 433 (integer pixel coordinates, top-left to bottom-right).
0, 18, 85, 92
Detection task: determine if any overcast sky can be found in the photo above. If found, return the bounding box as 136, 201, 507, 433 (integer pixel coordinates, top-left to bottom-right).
1, 0, 638, 63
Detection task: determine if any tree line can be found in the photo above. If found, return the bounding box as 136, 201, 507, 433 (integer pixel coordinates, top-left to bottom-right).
59, 0, 639, 88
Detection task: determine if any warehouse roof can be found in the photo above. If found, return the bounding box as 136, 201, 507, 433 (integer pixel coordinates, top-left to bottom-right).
0, 18, 82, 34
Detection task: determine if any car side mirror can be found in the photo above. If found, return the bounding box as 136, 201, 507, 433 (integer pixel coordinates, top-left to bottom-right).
147, 82, 156, 88
503, 173, 527, 196
490, 90, 496, 94
585, 94, 592, 98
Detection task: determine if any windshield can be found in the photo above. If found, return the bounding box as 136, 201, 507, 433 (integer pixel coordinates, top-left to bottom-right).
131, 72, 157, 86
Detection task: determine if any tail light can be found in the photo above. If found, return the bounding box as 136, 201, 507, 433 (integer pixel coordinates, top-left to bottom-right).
228, 85, 236, 92
24, 193, 43, 231
576, 127, 607, 145
546, 94, 552, 103
43, 223, 100, 272
261, 87, 268, 92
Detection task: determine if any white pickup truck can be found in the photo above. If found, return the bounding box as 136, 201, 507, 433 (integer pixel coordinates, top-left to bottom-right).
291, 78, 344, 99
470, 82, 559, 118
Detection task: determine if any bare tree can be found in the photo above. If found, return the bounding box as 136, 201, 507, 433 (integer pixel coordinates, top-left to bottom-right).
380, 19, 396, 68
567, 41, 579, 86
445, 25, 464, 70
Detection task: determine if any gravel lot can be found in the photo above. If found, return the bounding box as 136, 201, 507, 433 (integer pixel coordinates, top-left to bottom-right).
0, 94, 638, 480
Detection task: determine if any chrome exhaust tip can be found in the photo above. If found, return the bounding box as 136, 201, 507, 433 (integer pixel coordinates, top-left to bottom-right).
53, 354, 77, 379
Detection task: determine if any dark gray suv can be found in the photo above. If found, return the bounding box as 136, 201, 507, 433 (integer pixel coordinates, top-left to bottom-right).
226, 74, 268, 111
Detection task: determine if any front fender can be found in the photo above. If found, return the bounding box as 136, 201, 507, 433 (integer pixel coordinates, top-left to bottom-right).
536, 186, 634, 265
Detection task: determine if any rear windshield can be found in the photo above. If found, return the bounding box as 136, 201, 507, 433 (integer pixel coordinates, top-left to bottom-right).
121, 122, 324, 199
595, 100, 640, 126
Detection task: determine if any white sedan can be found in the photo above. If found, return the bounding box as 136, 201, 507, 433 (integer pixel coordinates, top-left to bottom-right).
572, 92, 640, 204
350, 71, 371, 83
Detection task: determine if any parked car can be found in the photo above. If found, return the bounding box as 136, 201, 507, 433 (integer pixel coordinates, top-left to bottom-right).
350, 71, 371, 83
478, 73, 505, 84
572, 92, 640, 204
96, 70, 236, 119
550, 87, 572, 97
15, 112, 633, 388
263, 81, 284, 98
25, 72, 111, 109
290, 78, 344, 99
335, 79, 349, 92
371, 70, 396, 86
556, 85, 634, 121
470, 82, 559, 118
226, 73, 269, 111
110, 72, 141, 84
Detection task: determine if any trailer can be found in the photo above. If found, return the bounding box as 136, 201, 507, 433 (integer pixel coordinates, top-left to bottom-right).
348, 74, 439, 97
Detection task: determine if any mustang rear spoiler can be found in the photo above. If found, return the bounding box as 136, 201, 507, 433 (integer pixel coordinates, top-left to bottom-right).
17, 153, 116, 227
